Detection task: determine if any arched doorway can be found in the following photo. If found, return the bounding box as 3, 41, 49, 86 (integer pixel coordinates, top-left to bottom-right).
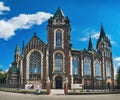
55, 76, 63, 89
107, 82, 110, 91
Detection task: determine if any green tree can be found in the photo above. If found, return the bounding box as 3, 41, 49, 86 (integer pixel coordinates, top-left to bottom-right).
116, 66, 120, 85
0, 72, 7, 83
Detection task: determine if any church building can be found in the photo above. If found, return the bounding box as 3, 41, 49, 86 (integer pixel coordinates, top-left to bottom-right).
7, 7, 114, 89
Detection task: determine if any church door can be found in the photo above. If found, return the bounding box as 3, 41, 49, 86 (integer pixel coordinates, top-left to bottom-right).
55, 76, 62, 89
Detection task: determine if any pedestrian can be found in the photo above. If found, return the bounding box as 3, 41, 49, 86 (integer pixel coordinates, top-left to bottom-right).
36, 85, 40, 94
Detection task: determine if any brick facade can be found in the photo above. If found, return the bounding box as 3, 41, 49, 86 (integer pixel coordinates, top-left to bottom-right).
7, 7, 114, 89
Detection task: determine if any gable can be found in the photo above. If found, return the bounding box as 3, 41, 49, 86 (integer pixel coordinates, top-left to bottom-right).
23, 34, 46, 55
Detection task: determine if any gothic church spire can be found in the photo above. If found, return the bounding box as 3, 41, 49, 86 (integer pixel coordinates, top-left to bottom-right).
96, 24, 111, 49
88, 36, 93, 51
99, 24, 107, 40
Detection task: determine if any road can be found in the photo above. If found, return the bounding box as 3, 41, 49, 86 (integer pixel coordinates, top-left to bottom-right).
0, 91, 120, 100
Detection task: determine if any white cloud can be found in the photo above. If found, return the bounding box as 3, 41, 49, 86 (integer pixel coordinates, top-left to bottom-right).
0, 20, 14, 40
111, 40, 116, 44
0, 12, 53, 40
9, 64, 12, 67
80, 29, 99, 42
80, 28, 100, 41
0, 2, 10, 15
4, 68, 9, 72
107, 34, 116, 45
114, 57, 120, 61
118, 63, 120, 66
91, 33, 99, 39
80, 37, 88, 41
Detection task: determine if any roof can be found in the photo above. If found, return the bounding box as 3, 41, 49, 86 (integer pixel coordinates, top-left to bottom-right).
53, 7, 65, 18
96, 25, 111, 48
25, 32, 47, 48
10, 65, 19, 73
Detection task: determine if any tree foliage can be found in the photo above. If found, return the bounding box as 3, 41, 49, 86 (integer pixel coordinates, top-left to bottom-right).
116, 66, 120, 85
0, 72, 7, 83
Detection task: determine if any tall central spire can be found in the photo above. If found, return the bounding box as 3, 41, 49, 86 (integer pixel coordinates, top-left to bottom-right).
96, 24, 111, 49
99, 24, 107, 40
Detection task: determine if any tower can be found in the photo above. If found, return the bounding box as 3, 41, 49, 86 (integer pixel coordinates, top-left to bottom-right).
47, 7, 71, 89
14, 44, 20, 68
96, 25, 111, 56
96, 25, 114, 88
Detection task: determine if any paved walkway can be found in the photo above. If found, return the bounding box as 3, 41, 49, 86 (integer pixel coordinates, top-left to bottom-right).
50, 89, 64, 95
1, 91, 120, 100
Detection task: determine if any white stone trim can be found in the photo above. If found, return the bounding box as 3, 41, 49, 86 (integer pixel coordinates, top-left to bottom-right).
26, 49, 44, 83
81, 59, 84, 76
53, 50, 65, 72
54, 28, 64, 49
20, 58, 23, 84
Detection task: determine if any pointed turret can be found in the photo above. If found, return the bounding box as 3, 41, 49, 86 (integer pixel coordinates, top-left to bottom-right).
53, 7, 65, 18
15, 44, 20, 53
88, 37, 93, 51
48, 7, 70, 26
14, 44, 20, 63
96, 24, 111, 49
99, 24, 107, 40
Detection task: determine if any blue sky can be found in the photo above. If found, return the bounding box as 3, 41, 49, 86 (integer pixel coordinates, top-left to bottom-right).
0, 0, 120, 76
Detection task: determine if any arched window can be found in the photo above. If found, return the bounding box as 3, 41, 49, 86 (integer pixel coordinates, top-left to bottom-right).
84, 57, 91, 76
72, 57, 79, 75
55, 53, 63, 71
29, 51, 41, 80
106, 61, 111, 77
56, 30, 62, 47
95, 59, 101, 77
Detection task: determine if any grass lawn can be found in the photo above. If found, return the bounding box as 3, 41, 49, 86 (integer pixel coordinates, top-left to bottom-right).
0, 87, 48, 94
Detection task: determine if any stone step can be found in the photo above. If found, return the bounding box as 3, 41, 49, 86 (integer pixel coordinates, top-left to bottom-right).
50, 89, 64, 95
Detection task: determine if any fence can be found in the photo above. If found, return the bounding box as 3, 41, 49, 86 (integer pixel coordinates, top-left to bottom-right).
0, 83, 22, 88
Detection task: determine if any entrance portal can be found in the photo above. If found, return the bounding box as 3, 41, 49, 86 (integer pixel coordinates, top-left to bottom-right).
55, 76, 63, 89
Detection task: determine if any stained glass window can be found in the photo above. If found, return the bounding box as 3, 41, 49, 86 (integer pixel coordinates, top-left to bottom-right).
29, 51, 41, 80
56, 30, 62, 47
106, 61, 111, 77
72, 57, 79, 75
84, 57, 91, 76
95, 60, 101, 77
55, 53, 63, 71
